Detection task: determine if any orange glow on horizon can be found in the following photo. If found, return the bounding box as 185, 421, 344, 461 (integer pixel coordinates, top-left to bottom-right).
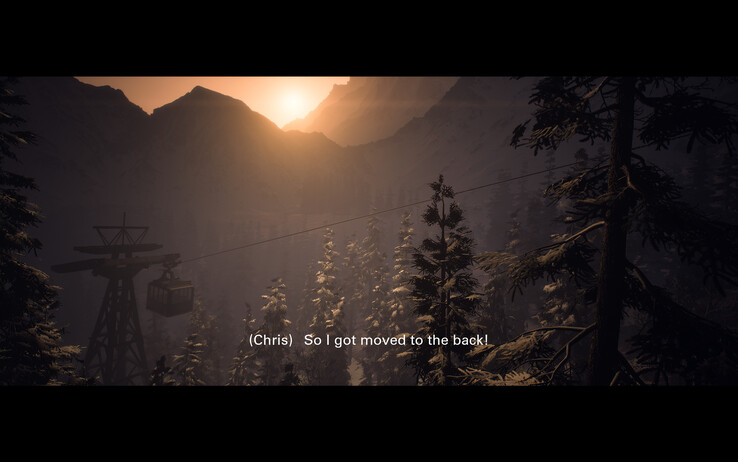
280, 91, 309, 124
75, 76, 350, 128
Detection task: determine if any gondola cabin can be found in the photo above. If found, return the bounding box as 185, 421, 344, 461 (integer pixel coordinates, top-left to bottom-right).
146, 271, 195, 317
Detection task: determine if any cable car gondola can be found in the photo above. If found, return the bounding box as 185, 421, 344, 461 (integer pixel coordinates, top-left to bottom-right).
146, 264, 195, 317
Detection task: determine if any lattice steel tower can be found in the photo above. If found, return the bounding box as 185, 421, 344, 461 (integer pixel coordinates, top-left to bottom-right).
53, 214, 180, 385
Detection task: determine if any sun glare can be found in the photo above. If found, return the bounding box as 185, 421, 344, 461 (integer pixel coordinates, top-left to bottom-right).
282, 91, 307, 119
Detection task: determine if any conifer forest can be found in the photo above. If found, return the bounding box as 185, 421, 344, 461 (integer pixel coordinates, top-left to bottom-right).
2, 75, 738, 388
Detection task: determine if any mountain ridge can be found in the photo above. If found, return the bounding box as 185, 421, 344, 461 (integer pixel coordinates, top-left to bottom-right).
283, 76, 460, 146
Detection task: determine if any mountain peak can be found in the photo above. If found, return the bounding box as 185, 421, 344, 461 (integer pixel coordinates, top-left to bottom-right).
152, 85, 250, 116
189, 85, 222, 96
186, 85, 247, 107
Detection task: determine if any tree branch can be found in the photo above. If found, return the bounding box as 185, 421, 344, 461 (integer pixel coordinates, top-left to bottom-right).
502, 325, 590, 345
536, 323, 596, 384
582, 77, 611, 102
621, 165, 644, 197
625, 259, 653, 292
535, 220, 605, 252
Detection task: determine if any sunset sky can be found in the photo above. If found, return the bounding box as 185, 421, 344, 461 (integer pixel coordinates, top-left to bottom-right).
75, 76, 351, 128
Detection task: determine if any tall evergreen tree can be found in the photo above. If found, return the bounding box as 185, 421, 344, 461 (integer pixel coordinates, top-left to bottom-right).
294, 262, 316, 341
359, 214, 389, 328
0, 77, 82, 385
304, 228, 349, 385
358, 215, 390, 385
173, 299, 216, 385
195, 299, 221, 385
173, 332, 206, 386
504, 76, 738, 385
408, 175, 481, 386
361, 261, 391, 385
340, 236, 364, 338
391, 212, 416, 329
381, 211, 417, 385
228, 303, 260, 386
254, 277, 291, 385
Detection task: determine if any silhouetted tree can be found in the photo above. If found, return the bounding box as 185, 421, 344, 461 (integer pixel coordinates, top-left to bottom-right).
408, 175, 481, 385
506, 76, 738, 385
294, 262, 316, 341
382, 211, 417, 385
173, 332, 206, 386
304, 228, 349, 385
358, 215, 390, 385
359, 214, 389, 324
174, 299, 218, 385
0, 77, 82, 385
227, 303, 260, 386
254, 277, 291, 385
361, 259, 391, 385
194, 299, 221, 384
340, 237, 364, 338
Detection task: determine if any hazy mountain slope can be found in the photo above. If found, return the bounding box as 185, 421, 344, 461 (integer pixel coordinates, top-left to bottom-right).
8, 77, 370, 349
146, 85, 355, 212
12, 77, 149, 205
353, 77, 536, 185
283, 76, 459, 146
12, 79, 365, 261
346, 76, 590, 251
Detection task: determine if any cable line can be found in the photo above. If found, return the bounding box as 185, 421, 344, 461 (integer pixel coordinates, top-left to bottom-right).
180, 158, 589, 264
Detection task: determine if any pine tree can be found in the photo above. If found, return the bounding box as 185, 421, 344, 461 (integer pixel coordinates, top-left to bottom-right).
381, 211, 417, 385
304, 228, 349, 385
359, 214, 389, 329
294, 262, 316, 341
408, 175, 481, 386
228, 303, 260, 386
194, 299, 221, 385
361, 261, 391, 385
504, 76, 738, 385
173, 332, 206, 386
0, 77, 83, 385
254, 277, 291, 385
358, 215, 390, 385
340, 237, 364, 338
173, 299, 216, 385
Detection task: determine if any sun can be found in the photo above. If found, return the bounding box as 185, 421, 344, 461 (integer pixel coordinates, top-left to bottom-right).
282, 91, 308, 118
